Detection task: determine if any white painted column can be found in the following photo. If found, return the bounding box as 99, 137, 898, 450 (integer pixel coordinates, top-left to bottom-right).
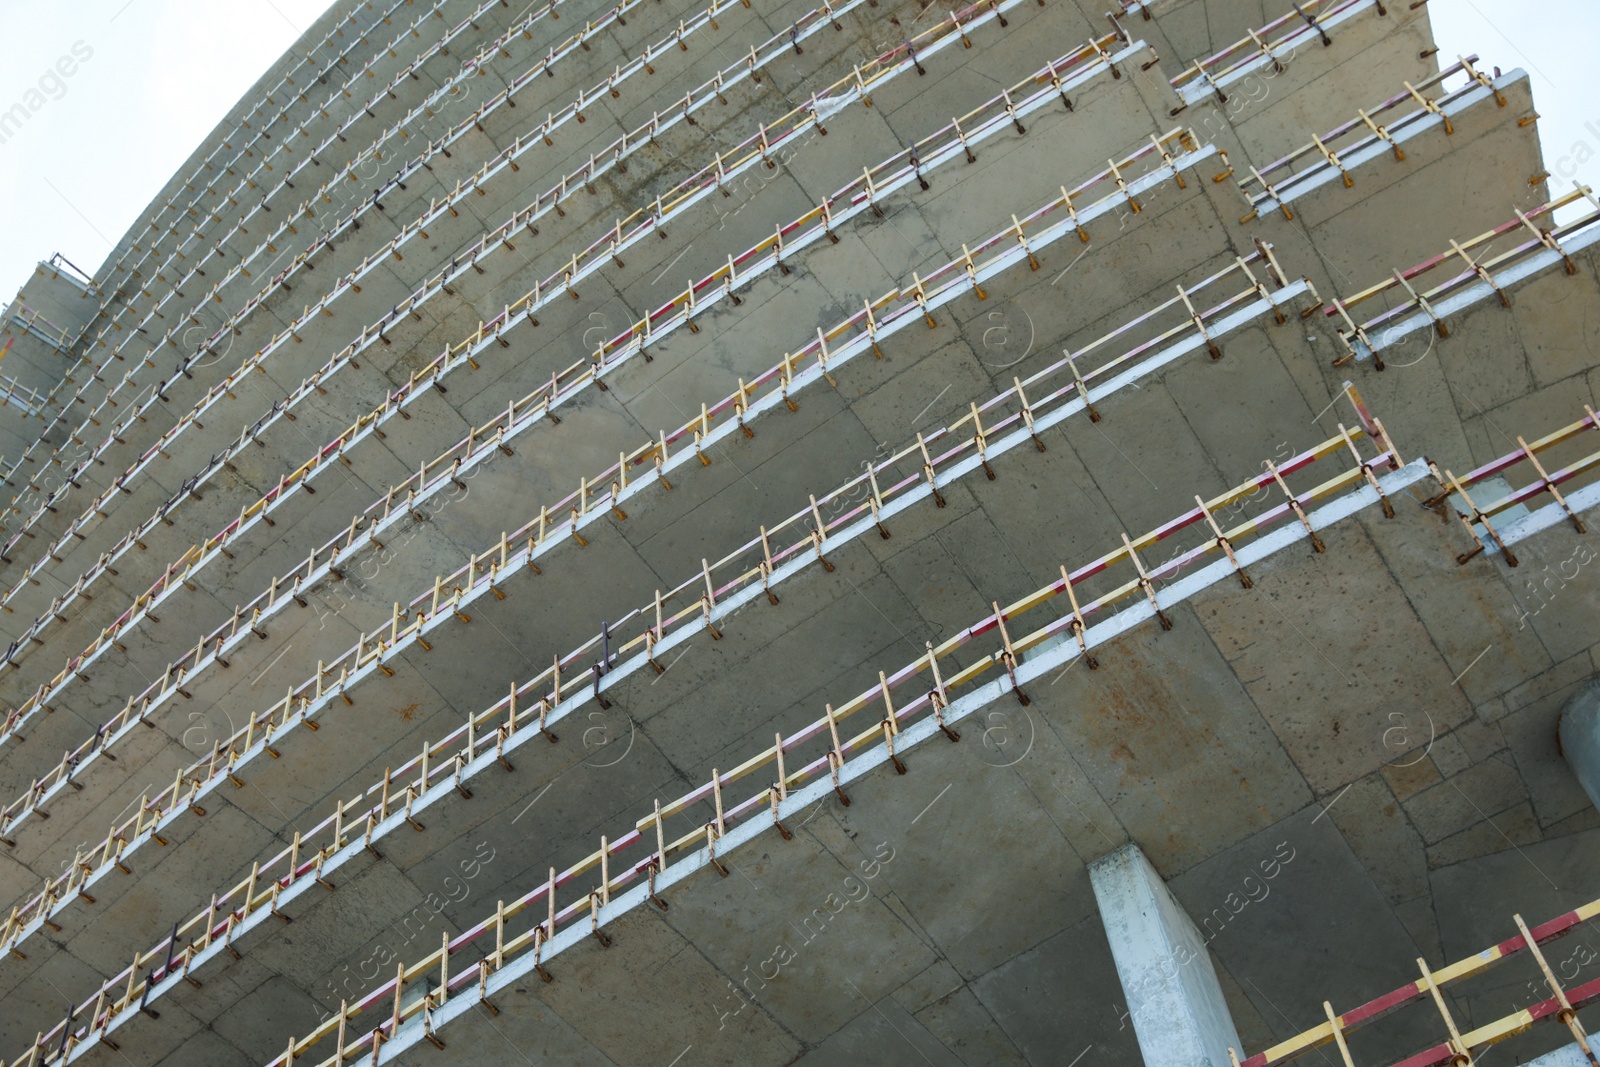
1089, 843, 1242, 1067
1558, 680, 1600, 811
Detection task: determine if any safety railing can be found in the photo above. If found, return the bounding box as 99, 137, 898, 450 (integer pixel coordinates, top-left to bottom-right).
0, 0, 1038, 684
100, 0, 464, 307
0, 126, 1213, 919
0, 0, 917, 697
1324, 188, 1600, 367
1, 299, 76, 357
93, 0, 585, 360
42, 254, 95, 292
1233, 56, 1509, 222
10, 424, 1418, 1067
62, 0, 462, 391
0, 0, 842, 575
0, 24, 1140, 721
0, 371, 47, 422
1423, 405, 1600, 571
0, 199, 1290, 963
0, 112, 1199, 787
2, 0, 697, 539
93, 0, 449, 311
1230, 899, 1600, 1066
1169, 0, 1387, 112
66, 0, 437, 360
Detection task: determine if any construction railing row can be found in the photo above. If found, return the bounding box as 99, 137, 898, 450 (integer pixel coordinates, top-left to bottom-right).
85, 0, 600, 374
1230, 899, 1600, 1066
56, 35, 1508, 639
3, 0, 688, 531
1233, 56, 1508, 223
0, 21, 1137, 726
0, 373, 47, 424
0, 191, 1281, 962
0, 0, 1051, 691
150, 415, 1600, 1067
0, 269, 99, 425
1168, 0, 1392, 113
90, 0, 459, 323
1325, 185, 1600, 368
0, 299, 77, 364
0, 0, 898, 594
15, 0, 1324, 547
63, 0, 443, 372
0, 0, 875, 583
0, 35, 1530, 779
97, 0, 477, 314
11, 163, 1593, 962
8, 419, 1431, 1067
1422, 404, 1600, 571
13, 121, 1582, 906
0, 126, 1209, 891
0, 0, 918, 705
8, 101, 1574, 875
72, 0, 526, 429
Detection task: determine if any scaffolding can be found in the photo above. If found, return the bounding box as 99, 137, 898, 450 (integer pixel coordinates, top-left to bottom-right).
0, 24, 1142, 717
0, 0, 772, 554
0, 20, 1076, 839
0, 0, 976, 586
1423, 405, 1600, 570
11, 423, 1419, 1067
1325, 188, 1600, 368
0, 223, 1291, 963
1232, 56, 1510, 223
0, 299, 77, 363
35, 0, 474, 417
0, 371, 47, 422
0, 0, 1092, 727
83, 0, 628, 371
1169, 0, 1389, 113
99, 0, 491, 314
12, 126, 1589, 887
96, 0, 444, 312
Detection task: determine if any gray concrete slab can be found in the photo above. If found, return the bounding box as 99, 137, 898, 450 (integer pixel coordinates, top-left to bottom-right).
5, 2, 1600, 1065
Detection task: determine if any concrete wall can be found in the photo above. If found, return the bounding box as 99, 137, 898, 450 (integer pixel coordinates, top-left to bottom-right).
0, 1, 1596, 1065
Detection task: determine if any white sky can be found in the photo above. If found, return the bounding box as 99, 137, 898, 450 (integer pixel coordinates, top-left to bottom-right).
0, 0, 1593, 302
0, 0, 341, 298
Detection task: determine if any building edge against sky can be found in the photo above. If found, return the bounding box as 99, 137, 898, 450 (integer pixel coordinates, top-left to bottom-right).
0, 2, 1598, 1066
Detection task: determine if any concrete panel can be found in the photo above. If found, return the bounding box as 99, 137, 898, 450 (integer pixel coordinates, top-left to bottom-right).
1196, 517, 1474, 794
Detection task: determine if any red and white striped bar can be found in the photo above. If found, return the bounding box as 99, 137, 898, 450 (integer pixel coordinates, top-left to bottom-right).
1323, 188, 1600, 366
1169, 0, 1386, 112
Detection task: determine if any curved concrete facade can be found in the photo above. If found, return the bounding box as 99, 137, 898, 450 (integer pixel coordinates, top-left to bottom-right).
1, 1, 1599, 1065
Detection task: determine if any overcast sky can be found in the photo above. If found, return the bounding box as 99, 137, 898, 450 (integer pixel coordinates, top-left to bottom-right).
0, 0, 1593, 306
0, 0, 341, 299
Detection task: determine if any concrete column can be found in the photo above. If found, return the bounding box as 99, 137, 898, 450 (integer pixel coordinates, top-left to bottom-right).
1089, 843, 1242, 1067
1557, 679, 1600, 811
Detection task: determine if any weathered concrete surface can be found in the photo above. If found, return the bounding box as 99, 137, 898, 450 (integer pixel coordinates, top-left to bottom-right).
0, 0, 1148, 870
1559, 680, 1600, 811
0, 0, 1597, 1065
0, 0, 1490, 871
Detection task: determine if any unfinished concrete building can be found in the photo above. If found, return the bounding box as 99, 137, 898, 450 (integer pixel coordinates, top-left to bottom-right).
0, 0, 1598, 1063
